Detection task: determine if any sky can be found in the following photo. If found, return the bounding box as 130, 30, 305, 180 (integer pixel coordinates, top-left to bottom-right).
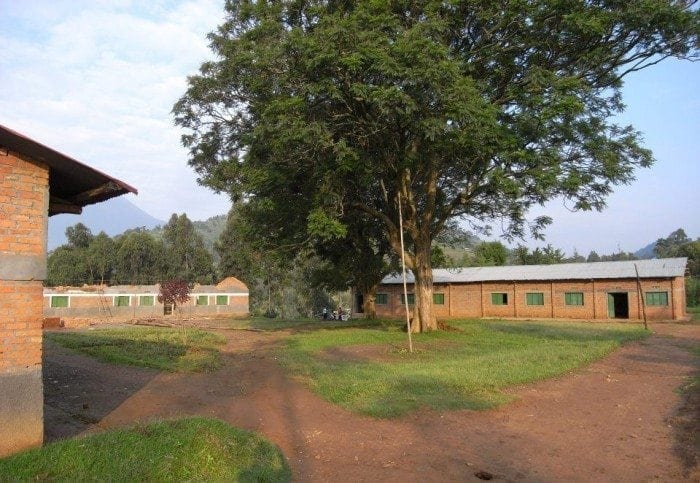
1, 1, 698, 256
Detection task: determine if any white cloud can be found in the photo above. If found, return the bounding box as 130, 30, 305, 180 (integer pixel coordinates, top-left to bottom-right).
0, 0, 229, 221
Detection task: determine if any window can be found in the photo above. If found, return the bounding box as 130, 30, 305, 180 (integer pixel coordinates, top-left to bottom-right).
50, 296, 69, 308
491, 293, 508, 305
114, 296, 130, 307
401, 293, 415, 305
526, 292, 544, 306
139, 296, 154, 307
375, 293, 388, 305
433, 293, 445, 305
196, 295, 209, 306
565, 292, 584, 306
216, 295, 228, 306
645, 291, 668, 306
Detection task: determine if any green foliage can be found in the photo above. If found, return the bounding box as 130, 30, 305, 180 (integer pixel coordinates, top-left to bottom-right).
0, 417, 291, 482
114, 229, 166, 285
473, 241, 509, 266
162, 213, 217, 283
175, 0, 698, 330
686, 278, 700, 308
46, 245, 89, 286
513, 244, 566, 265
654, 228, 699, 276
65, 222, 94, 249
277, 319, 648, 418
46, 327, 226, 372
587, 250, 602, 262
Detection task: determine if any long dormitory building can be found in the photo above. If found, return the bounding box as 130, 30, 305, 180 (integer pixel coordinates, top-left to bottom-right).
358, 258, 687, 321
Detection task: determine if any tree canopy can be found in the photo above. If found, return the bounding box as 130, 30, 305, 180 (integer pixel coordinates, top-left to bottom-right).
175, 0, 699, 331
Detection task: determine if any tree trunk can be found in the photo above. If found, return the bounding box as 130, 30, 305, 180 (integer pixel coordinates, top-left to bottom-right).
411, 244, 437, 332
362, 286, 377, 319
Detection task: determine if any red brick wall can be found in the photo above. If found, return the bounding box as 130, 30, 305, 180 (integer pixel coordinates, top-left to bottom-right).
0, 153, 47, 371
0, 152, 48, 456
373, 277, 683, 321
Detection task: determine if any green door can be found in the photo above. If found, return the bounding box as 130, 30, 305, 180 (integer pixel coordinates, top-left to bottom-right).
607, 294, 615, 318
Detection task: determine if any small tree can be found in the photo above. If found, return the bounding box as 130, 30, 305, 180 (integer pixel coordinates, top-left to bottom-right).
158, 280, 191, 316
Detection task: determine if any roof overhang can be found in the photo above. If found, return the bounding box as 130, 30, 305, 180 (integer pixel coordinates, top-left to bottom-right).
0, 124, 137, 215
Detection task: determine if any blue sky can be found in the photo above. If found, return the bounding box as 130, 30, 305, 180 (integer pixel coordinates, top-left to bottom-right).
1, 1, 698, 255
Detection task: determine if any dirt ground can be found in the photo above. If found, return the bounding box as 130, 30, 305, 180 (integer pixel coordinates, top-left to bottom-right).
43, 321, 699, 482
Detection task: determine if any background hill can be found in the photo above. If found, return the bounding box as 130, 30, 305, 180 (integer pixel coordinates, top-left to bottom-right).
48, 197, 163, 250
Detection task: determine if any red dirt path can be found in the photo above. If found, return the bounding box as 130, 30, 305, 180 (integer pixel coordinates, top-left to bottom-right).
44, 322, 699, 481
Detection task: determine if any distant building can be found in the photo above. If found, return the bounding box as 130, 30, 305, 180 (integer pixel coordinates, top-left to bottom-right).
354, 258, 687, 321
44, 277, 249, 327
0, 124, 135, 456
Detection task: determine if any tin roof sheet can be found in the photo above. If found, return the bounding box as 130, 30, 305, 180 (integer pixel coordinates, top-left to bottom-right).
382, 258, 688, 284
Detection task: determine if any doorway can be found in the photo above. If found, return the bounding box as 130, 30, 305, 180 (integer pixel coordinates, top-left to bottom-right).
607, 293, 629, 319
354, 293, 364, 314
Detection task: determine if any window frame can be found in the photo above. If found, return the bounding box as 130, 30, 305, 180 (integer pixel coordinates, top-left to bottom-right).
564, 292, 584, 306
645, 291, 668, 306
215, 295, 228, 306
433, 293, 445, 305
401, 293, 415, 305
375, 293, 388, 305
50, 295, 69, 308
139, 295, 154, 307
526, 292, 545, 306
196, 295, 209, 306
491, 293, 508, 306
114, 295, 130, 307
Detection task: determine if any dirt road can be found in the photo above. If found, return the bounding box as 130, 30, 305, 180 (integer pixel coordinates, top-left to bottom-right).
44, 322, 699, 481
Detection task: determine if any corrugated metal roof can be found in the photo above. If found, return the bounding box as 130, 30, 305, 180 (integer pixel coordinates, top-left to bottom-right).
0, 124, 137, 215
382, 258, 688, 284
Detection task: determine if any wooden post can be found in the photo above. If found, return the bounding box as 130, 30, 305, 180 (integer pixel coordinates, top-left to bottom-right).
550, 281, 555, 318
398, 192, 413, 352
634, 264, 648, 330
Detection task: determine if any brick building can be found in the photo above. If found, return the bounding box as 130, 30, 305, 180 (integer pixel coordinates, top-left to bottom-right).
358, 258, 687, 321
0, 124, 135, 456
43, 276, 249, 326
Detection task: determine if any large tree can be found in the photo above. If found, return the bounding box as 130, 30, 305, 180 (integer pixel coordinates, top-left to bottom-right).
162, 213, 217, 284
175, 0, 699, 331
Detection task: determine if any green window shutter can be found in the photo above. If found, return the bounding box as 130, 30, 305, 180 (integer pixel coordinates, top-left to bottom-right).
114, 296, 130, 307
196, 295, 209, 306
645, 292, 668, 306
51, 296, 69, 308
526, 293, 544, 305
375, 293, 388, 305
491, 293, 507, 305
565, 292, 584, 306
139, 296, 154, 307
433, 293, 445, 305
401, 293, 415, 305
216, 295, 228, 305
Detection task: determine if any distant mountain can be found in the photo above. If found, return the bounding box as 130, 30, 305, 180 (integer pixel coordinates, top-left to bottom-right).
634, 241, 657, 260
48, 197, 163, 250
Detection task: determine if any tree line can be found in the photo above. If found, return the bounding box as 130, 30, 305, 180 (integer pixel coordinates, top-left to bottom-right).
47, 214, 216, 286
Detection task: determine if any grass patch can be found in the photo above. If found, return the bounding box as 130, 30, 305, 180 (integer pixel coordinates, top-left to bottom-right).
0, 417, 290, 482
277, 319, 649, 418
687, 306, 699, 322
46, 327, 226, 372
225, 317, 380, 332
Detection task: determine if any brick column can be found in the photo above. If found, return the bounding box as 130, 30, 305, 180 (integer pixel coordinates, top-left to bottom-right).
0, 152, 48, 456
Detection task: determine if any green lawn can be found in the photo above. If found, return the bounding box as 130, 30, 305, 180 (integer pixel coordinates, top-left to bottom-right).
0, 418, 290, 482
46, 327, 226, 372
277, 319, 649, 418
